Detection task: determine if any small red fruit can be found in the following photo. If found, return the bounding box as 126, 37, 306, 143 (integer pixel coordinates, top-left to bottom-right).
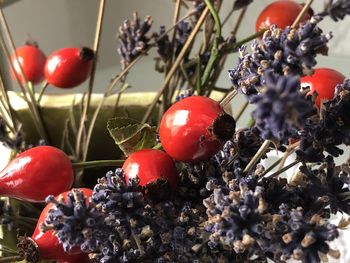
0, 146, 73, 202
18, 188, 92, 262
256, 0, 311, 32
159, 96, 236, 163
45, 47, 94, 88
11, 44, 46, 84
301, 68, 345, 109
122, 149, 179, 189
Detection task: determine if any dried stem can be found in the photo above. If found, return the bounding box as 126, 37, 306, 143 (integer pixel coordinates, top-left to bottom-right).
36, 81, 48, 104
219, 88, 237, 107
234, 101, 248, 121
141, 6, 210, 124
263, 160, 300, 179
0, 68, 16, 131
82, 56, 141, 162
291, 0, 313, 28
201, 0, 221, 88
76, 0, 106, 160
0, 10, 50, 142
72, 159, 124, 169
231, 6, 247, 36
243, 140, 271, 174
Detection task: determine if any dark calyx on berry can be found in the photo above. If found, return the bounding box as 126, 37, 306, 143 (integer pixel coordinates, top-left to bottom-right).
144, 178, 172, 202
24, 40, 39, 48
17, 236, 40, 263
79, 47, 95, 61
212, 112, 236, 141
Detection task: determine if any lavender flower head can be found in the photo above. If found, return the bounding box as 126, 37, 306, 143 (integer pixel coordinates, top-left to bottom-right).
203, 183, 268, 258
298, 79, 350, 161
272, 206, 339, 263
251, 71, 313, 142
229, 17, 332, 97
117, 12, 153, 69
321, 0, 350, 21
41, 189, 103, 253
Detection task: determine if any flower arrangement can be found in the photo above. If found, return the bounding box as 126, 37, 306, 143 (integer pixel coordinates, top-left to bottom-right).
1, 0, 350, 262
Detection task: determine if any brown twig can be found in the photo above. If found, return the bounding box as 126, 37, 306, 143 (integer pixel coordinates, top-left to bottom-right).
0, 9, 50, 142
291, 0, 313, 28
76, 0, 106, 160
243, 140, 271, 174
141, 6, 210, 124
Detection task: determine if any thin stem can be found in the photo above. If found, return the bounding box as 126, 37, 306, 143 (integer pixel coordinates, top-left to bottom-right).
219, 88, 237, 107
291, 0, 313, 28
0, 256, 23, 262
223, 30, 265, 54
259, 157, 283, 177
231, 7, 247, 36
76, 0, 106, 160
221, 3, 236, 26
0, 69, 17, 131
36, 81, 48, 104
141, 7, 210, 124
81, 56, 141, 162
243, 140, 271, 174
201, 0, 221, 88
278, 141, 300, 168
262, 160, 300, 180
0, 8, 50, 143
234, 101, 248, 121
72, 159, 124, 169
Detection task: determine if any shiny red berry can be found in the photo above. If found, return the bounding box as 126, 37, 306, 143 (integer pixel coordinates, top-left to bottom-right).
0, 146, 74, 202
11, 44, 46, 84
122, 149, 179, 190
45, 47, 94, 88
301, 68, 345, 109
17, 189, 92, 262
256, 0, 311, 32
159, 96, 236, 163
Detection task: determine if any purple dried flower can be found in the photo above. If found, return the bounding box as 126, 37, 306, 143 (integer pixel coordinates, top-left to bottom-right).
272, 206, 339, 262
251, 71, 313, 142
228, 17, 332, 97
41, 189, 104, 253
117, 12, 153, 69
297, 79, 350, 161
320, 0, 350, 21
203, 184, 268, 256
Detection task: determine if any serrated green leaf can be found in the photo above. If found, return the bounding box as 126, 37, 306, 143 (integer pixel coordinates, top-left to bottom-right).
107, 117, 157, 156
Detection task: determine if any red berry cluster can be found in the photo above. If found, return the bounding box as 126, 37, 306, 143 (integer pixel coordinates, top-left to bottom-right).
11, 44, 94, 89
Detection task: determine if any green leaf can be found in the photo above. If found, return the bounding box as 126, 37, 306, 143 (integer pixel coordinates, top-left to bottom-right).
107, 117, 157, 156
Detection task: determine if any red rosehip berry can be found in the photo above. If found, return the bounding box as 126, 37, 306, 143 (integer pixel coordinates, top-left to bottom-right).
159, 96, 236, 163
0, 146, 73, 202
45, 47, 94, 88
256, 0, 311, 32
301, 68, 345, 109
17, 189, 92, 262
11, 43, 46, 85
122, 149, 179, 190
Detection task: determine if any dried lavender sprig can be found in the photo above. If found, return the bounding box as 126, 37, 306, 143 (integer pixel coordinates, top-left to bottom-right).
297, 79, 350, 161
41, 189, 105, 253
251, 71, 313, 142
117, 12, 153, 70
319, 0, 350, 21
272, 206, 339, 263
229, 16, 332, 98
